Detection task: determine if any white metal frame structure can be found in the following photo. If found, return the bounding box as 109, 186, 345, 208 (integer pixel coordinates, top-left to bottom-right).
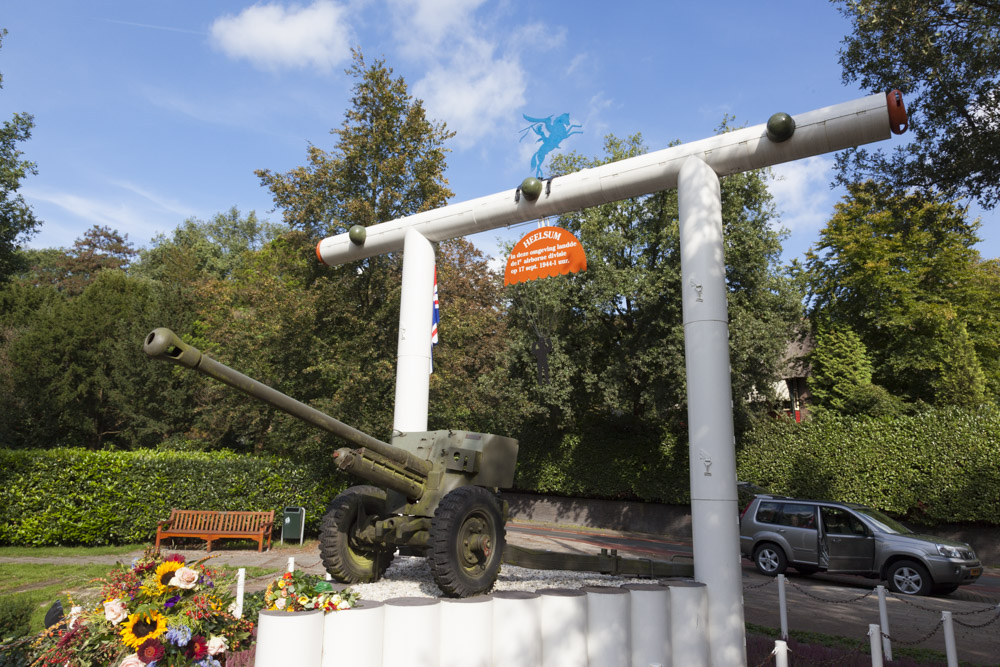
316, 92, 901, 665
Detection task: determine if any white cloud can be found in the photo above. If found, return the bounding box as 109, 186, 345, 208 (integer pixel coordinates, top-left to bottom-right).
414, 40, 525, 148
768, 156, 836, 235
210, 1, 352, 72
387, 0, 486, 60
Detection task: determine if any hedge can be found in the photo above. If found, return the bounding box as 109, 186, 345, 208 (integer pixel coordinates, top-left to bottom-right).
736, 406, 1000, 526
0, 449, 348, 546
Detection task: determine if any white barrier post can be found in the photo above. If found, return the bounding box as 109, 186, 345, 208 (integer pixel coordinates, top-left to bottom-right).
256, 609, 325, 667
322, 600, 384, 667
539, 589, 588, 667
622, 583, 671, 667
382, 598, 440, 667
777, 574, 788, 641
773, 639, 789, 667
876, 585, 892, 661
234, 568, 245, 619
868, 624, 884, 667
942, 611, 958, 667
493, 591, 542, 667
666, 582, 708, 667
582, 586, 630, 667
440, 596, 493, 667
287, 556, 295, 573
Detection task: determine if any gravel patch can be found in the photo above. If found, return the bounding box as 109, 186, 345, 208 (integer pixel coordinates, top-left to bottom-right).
348, 554, 668, 601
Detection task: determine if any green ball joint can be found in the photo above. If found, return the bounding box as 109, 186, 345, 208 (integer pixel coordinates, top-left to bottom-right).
520, 177, 543, 202
766, 112, 796, 143
348, 224, 367, 245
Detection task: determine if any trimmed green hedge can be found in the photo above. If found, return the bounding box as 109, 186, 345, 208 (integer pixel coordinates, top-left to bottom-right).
0, 449, 347, 546
737, 407, 1000, 525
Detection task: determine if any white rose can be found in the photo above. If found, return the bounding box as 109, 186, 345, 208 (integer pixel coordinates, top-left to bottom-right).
68, 605, 83, 629
274, 597, 286, 610
118, 654, 144, 667
169, 566, 199, 589
207, 635, 229, 655
103, 598, 128, 625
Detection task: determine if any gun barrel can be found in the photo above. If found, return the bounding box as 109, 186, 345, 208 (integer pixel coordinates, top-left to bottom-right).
143, 328, 432, 477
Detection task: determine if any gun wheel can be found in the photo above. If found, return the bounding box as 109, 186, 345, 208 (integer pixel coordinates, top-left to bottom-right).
428, 486, 505, 597
319, 485, 394, 583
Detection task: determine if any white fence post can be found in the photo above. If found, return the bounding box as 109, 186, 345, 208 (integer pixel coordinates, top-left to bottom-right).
287, 556, 295, 573
942, 611, 958, 667
868, 624, 884, 667
876, 585, 892, 661
234, 568, 245, 619
773, 639, 789, 667
777, 574, 789, 641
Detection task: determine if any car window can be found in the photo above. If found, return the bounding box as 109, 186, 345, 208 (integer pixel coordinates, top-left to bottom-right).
821, 506, 867, 536
777, 503, 816, 529
755, 501, 781, 524
852, 506, 913, 534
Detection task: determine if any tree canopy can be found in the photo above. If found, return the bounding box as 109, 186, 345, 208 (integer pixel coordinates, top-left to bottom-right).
833, 0, 1000, 209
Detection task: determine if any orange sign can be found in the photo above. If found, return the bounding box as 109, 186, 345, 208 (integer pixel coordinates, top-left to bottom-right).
504, 226, 587, 286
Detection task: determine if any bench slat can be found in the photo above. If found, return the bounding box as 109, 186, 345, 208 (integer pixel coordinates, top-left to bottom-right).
155, 509, 275, 553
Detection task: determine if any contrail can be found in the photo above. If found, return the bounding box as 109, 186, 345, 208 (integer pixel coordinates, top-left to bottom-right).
101, 18, 205, 36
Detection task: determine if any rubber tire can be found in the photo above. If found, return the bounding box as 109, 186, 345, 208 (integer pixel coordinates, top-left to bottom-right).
887, 560, 933, 596
753, 542, 788, 576
933, 583, 959, 596
319, 485, 394, 583
428, 486, 505, 597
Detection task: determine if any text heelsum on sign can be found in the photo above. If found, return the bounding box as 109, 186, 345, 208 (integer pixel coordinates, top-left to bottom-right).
504, 226, 587, 286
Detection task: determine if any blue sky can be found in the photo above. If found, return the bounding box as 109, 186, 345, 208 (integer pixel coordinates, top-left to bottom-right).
3, 0, 997, 265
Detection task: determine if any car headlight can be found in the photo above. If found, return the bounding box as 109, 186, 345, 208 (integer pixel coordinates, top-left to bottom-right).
936, 544, 963, 559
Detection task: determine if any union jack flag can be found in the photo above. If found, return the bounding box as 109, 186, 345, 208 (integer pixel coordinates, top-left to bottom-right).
430, 267, 439, 373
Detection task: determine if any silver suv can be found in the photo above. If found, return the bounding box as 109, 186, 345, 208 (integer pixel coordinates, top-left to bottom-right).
739, 495, 982, 596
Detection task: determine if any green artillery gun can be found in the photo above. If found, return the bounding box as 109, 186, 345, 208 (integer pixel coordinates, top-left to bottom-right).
143, 327, 517, 597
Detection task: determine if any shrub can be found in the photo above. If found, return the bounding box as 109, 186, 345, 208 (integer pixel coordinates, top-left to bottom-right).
0, 448, 347, 546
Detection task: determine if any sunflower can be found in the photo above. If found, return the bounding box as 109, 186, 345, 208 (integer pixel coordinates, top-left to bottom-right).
151, 561, 184, 594
120, 610, 168, 649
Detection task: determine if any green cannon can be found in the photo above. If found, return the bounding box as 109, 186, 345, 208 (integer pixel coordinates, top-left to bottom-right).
143, 327, 517, 597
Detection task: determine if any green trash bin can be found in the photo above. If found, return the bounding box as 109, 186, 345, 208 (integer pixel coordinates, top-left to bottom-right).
281, 506, 305, 545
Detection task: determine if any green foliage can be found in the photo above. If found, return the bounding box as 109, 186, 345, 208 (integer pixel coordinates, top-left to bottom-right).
834, 0, 1000, 209
737, 406, 1000, 525
0, 596, 31, 640
803, 182, 1000, 405
0, 29, 40, 285
807, 325, 873, 412
0, 448, 347, 546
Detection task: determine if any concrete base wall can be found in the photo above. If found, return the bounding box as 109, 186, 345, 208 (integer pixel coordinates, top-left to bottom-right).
503, 492, 1000, 567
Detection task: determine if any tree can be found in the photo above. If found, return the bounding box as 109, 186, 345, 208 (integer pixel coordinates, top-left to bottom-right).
808, 324, 874, 412
0, 29, 41, 283
53, 225, 136, 294
833, 0, 1000, 209
803, 181, 999, 404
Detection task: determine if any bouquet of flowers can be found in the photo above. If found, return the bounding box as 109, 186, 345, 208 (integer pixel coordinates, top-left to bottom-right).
262, 571, 359, 613
29, 548, 254, 667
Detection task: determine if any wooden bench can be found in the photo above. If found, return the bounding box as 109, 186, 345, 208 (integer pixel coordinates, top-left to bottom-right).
155, 509, 275, 553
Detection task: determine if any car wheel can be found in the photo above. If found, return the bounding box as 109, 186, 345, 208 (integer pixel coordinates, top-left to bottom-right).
753, 543, 788, 576
887, 560, 932, 596
933, 584, 959, 596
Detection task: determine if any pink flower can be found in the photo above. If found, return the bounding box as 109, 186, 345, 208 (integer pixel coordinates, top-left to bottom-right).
67, 605, 83, 629
169, 566, 199, 589
207, 635, 229, 655
103, 598, 128, 625
118, 654, 144, 667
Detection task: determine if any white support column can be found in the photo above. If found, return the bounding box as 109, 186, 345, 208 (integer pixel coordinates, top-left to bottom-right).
678, 155, 747, 666
393, 229, 435, 432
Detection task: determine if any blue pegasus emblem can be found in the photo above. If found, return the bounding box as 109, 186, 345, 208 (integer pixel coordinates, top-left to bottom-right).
520, 113, 582, 178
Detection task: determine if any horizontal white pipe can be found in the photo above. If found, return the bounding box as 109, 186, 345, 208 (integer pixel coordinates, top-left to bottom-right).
318, 93, 892, 266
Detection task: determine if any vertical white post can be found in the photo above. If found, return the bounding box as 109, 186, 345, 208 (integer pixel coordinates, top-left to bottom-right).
234, 568, 246, 619
678, 155, 747, 666
777, 574, 788, 641
942, 611, 958, 667
772, 640, 789, 667
287, 557, 295, 573
876, 585, 892, 661
393, 228, 435, 432
868, 624, 884, 667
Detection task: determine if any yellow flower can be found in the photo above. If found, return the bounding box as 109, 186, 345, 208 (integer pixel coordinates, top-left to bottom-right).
152, 561, 184, 594
120, 610, 168, 649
